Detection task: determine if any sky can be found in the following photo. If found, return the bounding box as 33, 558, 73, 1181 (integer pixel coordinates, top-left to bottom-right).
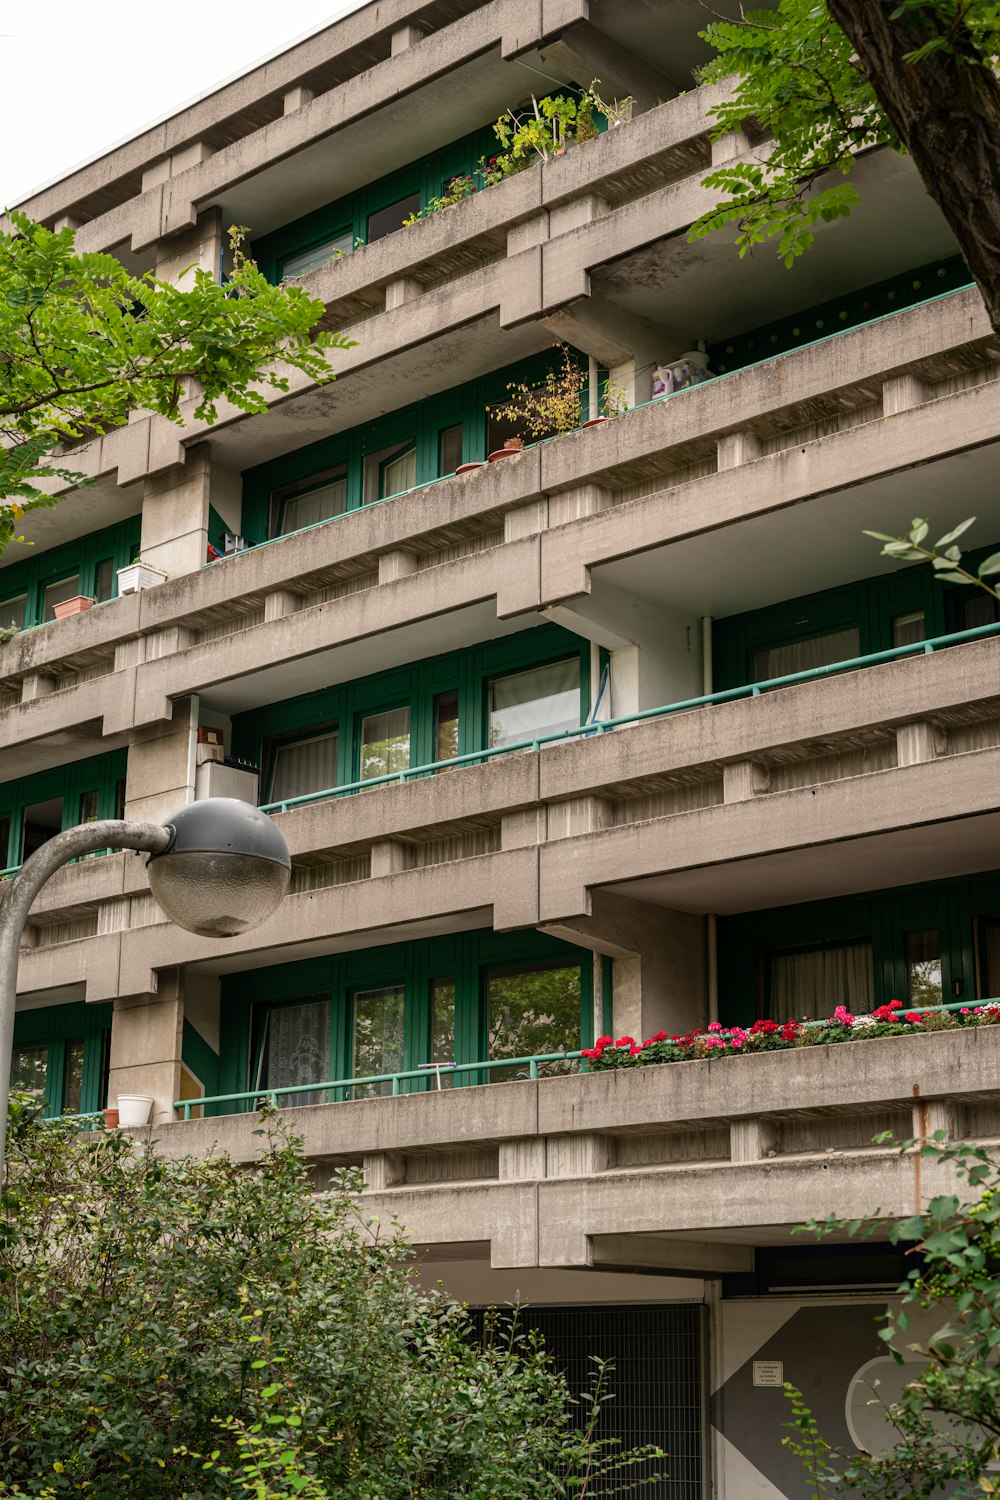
1, 0, 368, 208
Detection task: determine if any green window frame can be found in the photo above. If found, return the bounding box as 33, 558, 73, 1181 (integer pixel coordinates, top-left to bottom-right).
713, 539, 1000, 692
0, 750, 128, 873
0, 515, 140, 634
11, 1001, 112, 1118
240, 349, 583, 545
717, 870, 1000, 1027
217, 928, 597, 1113
234, 624, 590, 808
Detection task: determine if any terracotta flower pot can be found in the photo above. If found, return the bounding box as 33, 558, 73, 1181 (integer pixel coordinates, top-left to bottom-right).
488, 447, 524, 463
583, 416, 607, 429
455, 461, 486, 474
53, 596, 96, 619
103, 1107, 120, 1129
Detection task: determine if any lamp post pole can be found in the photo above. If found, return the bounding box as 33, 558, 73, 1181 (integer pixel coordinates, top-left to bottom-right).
0, 797, 291, 1184
0, 820, 171, 1183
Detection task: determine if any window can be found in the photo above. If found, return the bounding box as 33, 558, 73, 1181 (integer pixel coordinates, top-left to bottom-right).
269, 730, 339, 804
434, 691, 459, 763
283, 231, 354, 278
79, 790, 99, 824
42, 575, 81, 620
753, 627, 861, 682
360, 708, 410, 783
438, 424, 463, 475
352, 985, 405, 1096
892, 611, 925, 647
488, 658, 580, 748
11, 1045, 48, 1104
380, 445, 417, 499
366, 194, 420, 244
256, 1000, 330, 1108
487, 964, 581, 1075
273, 466, 348, 536
961, 593, 1000, 630
63, 1040, 84, 1114
907, 929, 943, 1005
0, 594, 27, 631
429, 977, 456, 1087
765, 939, 874, 1022
94, 558, 116, 602
21, 797, 64, 861
0, 815, 10, 871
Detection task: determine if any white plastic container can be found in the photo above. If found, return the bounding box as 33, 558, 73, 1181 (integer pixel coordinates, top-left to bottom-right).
117, 1094, 154, 1127
117, 562, 167, 595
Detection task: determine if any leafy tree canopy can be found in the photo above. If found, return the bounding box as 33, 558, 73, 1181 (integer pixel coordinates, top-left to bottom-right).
691, 0, 1000, 332
0, 1098, 660, 1499
0, 217, 353, 555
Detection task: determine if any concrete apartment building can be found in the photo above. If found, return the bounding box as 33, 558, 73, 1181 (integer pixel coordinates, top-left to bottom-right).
5, 1, 1000, 1493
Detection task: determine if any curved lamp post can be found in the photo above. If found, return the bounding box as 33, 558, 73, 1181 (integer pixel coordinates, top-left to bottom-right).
0, 797, 290, 1179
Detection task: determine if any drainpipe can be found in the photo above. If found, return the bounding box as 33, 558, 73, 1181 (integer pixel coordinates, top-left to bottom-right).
701, 616, 713, 695
588, 355, 599, 421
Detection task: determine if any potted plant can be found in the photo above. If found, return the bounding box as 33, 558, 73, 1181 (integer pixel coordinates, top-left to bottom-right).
103, 1106, 119, 1129
0, 621, 20, 645
584, 377, 631, 428
487, 435, 525, 463
52, 595, 97, 619
117, 557, 168, 594
488, 343, 587, 444
116, 1094, 154, 1127
455, 459, 487, 474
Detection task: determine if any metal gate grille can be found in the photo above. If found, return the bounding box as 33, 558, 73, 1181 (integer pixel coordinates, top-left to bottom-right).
475, 1303, 704, 1499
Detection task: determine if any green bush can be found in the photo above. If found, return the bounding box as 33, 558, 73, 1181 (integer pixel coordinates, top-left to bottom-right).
0, 1099, 659, 1498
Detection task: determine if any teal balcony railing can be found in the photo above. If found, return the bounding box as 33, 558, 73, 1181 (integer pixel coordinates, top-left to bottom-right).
258, 617, 1000, 815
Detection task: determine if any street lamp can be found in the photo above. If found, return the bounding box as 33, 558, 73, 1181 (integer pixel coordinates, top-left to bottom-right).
0, 797, 290, 1178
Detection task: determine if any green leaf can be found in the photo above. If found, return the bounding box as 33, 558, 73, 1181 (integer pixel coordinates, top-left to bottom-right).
978, 552, 1000, 577
935, 518, 977, 547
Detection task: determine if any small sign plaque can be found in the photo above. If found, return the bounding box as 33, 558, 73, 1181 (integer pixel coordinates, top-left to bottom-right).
753, 1360, 784, 1388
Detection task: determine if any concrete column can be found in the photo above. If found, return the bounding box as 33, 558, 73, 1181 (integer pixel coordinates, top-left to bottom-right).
391, 22, 427, 53
370, 838, 410, 877
548, 484, 614, 526
153, 208, 222, 288
125, 700, 198, 825
711, 129, 752, 165
548, 195, 608, 237
385, 277, 422, 310
142, 142, 216, 194
896, 720, 942, 767
730, 1117, 780, 1163
283, 84, 314, 114
717, 430, 764, 470
363, 1151, 406, 1189
882, 374, 935, 416
912, 1098, 955, 1142
20, 672, 56, 703
723, 760, 770, 802
499, 1138, 546, 1180
507, 213, 550, 254
140, 443, 211, 579
546, 797, 615, 839
544, 890, 708, 1039
53, 214, 84, 233
501, 808, 546, 850
264, 589, 303, 623
377, 550, 418, 584
504, 500, 548, 542
108, 972, 184, 1124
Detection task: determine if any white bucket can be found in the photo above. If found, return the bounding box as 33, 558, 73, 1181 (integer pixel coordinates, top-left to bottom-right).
117, 1095, 154, 1127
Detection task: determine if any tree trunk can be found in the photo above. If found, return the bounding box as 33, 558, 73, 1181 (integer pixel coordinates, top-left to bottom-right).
826, 0, 1000, 334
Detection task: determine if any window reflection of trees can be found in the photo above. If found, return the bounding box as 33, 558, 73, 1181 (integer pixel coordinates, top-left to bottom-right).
352, 987, 405, 1097
11, 1046, 47, 1104
487, 965, 581, 1079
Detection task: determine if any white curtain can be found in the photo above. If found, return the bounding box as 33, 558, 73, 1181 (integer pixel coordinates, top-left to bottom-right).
754, 627, 860, 682
360, 708, 410, 781
269, 731, 339, 804
769, 941, 874, 1022
488, 659, 579, 748
381, 447, 417, 498
279, 477, 347, 535
260, 1002, 330, 1107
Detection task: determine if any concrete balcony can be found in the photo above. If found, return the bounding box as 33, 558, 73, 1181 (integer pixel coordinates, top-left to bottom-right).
4, 283, 998, 769
146, 1025, 995, 1270
12, 633, 1000, 1001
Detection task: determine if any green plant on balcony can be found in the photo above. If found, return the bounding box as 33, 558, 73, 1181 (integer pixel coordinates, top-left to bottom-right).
865, 515, 1000, 605
0, 621, 19, 644
489, 343, 586, 439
